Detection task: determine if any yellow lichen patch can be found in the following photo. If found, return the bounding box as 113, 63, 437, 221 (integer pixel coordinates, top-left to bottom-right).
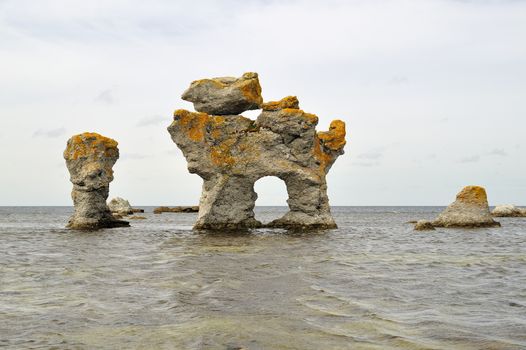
237, 80, 263, 105
317, 120, 346, 151
173, 109, 209, 142
191, 79, 225, 89
456, 186, 488, 205
312, 136, 334, 173
210, 138, 237, 166
65, 132, 118, 160
262, 96, 299, 111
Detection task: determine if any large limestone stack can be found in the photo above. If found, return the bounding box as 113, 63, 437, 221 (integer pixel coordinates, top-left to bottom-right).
64, 132, 129, 229
491, 204, 526, 217
168, 73, 346, 230
432, 186, 500, 228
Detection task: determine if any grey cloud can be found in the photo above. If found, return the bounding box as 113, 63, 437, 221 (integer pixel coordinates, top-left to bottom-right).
353, 161, 381, 167
388, 76, 408, 85
136, 115, 167, 127
459, 155, 480, 163
120, 153, 151, 160
94, 89, 115, 105
33, 127, 66, 138
357, 152, 383, 160
486, 148, 507, 156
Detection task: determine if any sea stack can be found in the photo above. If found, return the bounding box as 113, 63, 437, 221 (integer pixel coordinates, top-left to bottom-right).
64, 132, 129, 229
168, 72, 346, 230
432, 185, 500, 228
108, 197, 134, 216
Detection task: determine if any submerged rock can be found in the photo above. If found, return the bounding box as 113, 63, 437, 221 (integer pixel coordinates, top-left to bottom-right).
153, 206, 199, 214
108, 197, 133, 216
181, 72, 263, 115
168, 74, 346, 230
432, 186, 500, 228
64, 132, 129, 230
491, 204, 526, 217
414, 220, 435, 231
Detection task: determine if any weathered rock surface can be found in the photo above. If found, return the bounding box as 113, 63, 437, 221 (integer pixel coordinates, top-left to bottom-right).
491, 204, 526, 217
169, 76, 346, 230
108, 197, 133, 215
432, 186, 500, 228
153, 206, 199, 214
64, 132, 129, 229
181, 72, 263, 115
414, 220, 435, 231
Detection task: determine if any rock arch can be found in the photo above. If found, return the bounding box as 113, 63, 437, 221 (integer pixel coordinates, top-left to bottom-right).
168, 73, 346, 230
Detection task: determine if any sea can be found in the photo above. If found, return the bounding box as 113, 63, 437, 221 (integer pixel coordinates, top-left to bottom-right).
0, 206, 525, 350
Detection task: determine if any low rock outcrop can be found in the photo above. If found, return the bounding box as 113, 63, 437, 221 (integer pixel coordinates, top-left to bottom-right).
168, 73, 346, 230
64, 132, 129, 229
491, 204, 526, 217
432, 186, 500, 228
153, 206, 199, 214
108, 197, 133, 216
414, 220, 435, 231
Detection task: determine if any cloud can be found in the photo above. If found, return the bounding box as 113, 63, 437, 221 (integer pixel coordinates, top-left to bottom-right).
120, 153, 151, 160
136, 115, 167, 127
388, 75, 409, 85
357, 152, 383, 160
94, 89, 115, 105
33, 127, 66, 138
459, 155, 480, 163
353, 161, 381, 167
486, 148, 507, 156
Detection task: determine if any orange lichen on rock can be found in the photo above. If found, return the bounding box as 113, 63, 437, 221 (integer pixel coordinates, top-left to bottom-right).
210, 138, 237, 166
455, 185, 489, 205
173, 109, 209, 142
312, 136, 334, 173
317, 120, 346, 151
64, 132, 118, 160
237, 73, 263, 106
262, 96, 299, 111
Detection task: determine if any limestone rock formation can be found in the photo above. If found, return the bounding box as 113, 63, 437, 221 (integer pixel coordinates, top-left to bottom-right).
491, 204, 526, 217
64, 132, 129, 229
414, 220, 435, 231
108, 197, 133, 216
168, 74, 346, 230
182, 72, 263, 115
432, 186, 500, 228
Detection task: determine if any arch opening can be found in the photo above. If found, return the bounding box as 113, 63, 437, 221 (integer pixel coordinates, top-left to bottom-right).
253, 176, 289, 224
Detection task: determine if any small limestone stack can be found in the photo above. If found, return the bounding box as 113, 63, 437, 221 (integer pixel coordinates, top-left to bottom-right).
64, 132, 129, 229
432, 186, 500, 228
108, 197, 134, 216
169, 73, 346, 230
491, 205, 526, 217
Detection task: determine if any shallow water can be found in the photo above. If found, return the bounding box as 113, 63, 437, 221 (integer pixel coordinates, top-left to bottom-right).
0, 206, 525, 349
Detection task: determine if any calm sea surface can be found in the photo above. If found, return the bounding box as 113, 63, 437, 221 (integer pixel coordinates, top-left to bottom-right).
0, 206, 525, 349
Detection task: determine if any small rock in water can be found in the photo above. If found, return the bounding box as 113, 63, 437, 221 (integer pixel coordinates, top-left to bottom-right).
129, 216, 147, 220
153, 206, 199, 214
108, 197, 134, 216
491, 204, 526, 217
432, 185, 500, 228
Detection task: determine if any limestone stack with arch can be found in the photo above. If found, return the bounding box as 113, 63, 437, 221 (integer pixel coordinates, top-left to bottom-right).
168, 72, 347, 229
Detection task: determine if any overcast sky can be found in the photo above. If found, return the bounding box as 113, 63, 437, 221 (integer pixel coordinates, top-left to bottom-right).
1, 0, 525, 206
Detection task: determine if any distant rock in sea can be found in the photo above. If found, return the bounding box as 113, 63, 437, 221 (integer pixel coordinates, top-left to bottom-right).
491, 204, 526, 217
153, 206, 199, 214
108, 197, 134, 216
64, 132, 129, 230
432, 186, 500, 228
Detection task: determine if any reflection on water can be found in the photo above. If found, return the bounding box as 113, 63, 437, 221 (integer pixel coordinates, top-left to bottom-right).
0, 206, 525, 349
